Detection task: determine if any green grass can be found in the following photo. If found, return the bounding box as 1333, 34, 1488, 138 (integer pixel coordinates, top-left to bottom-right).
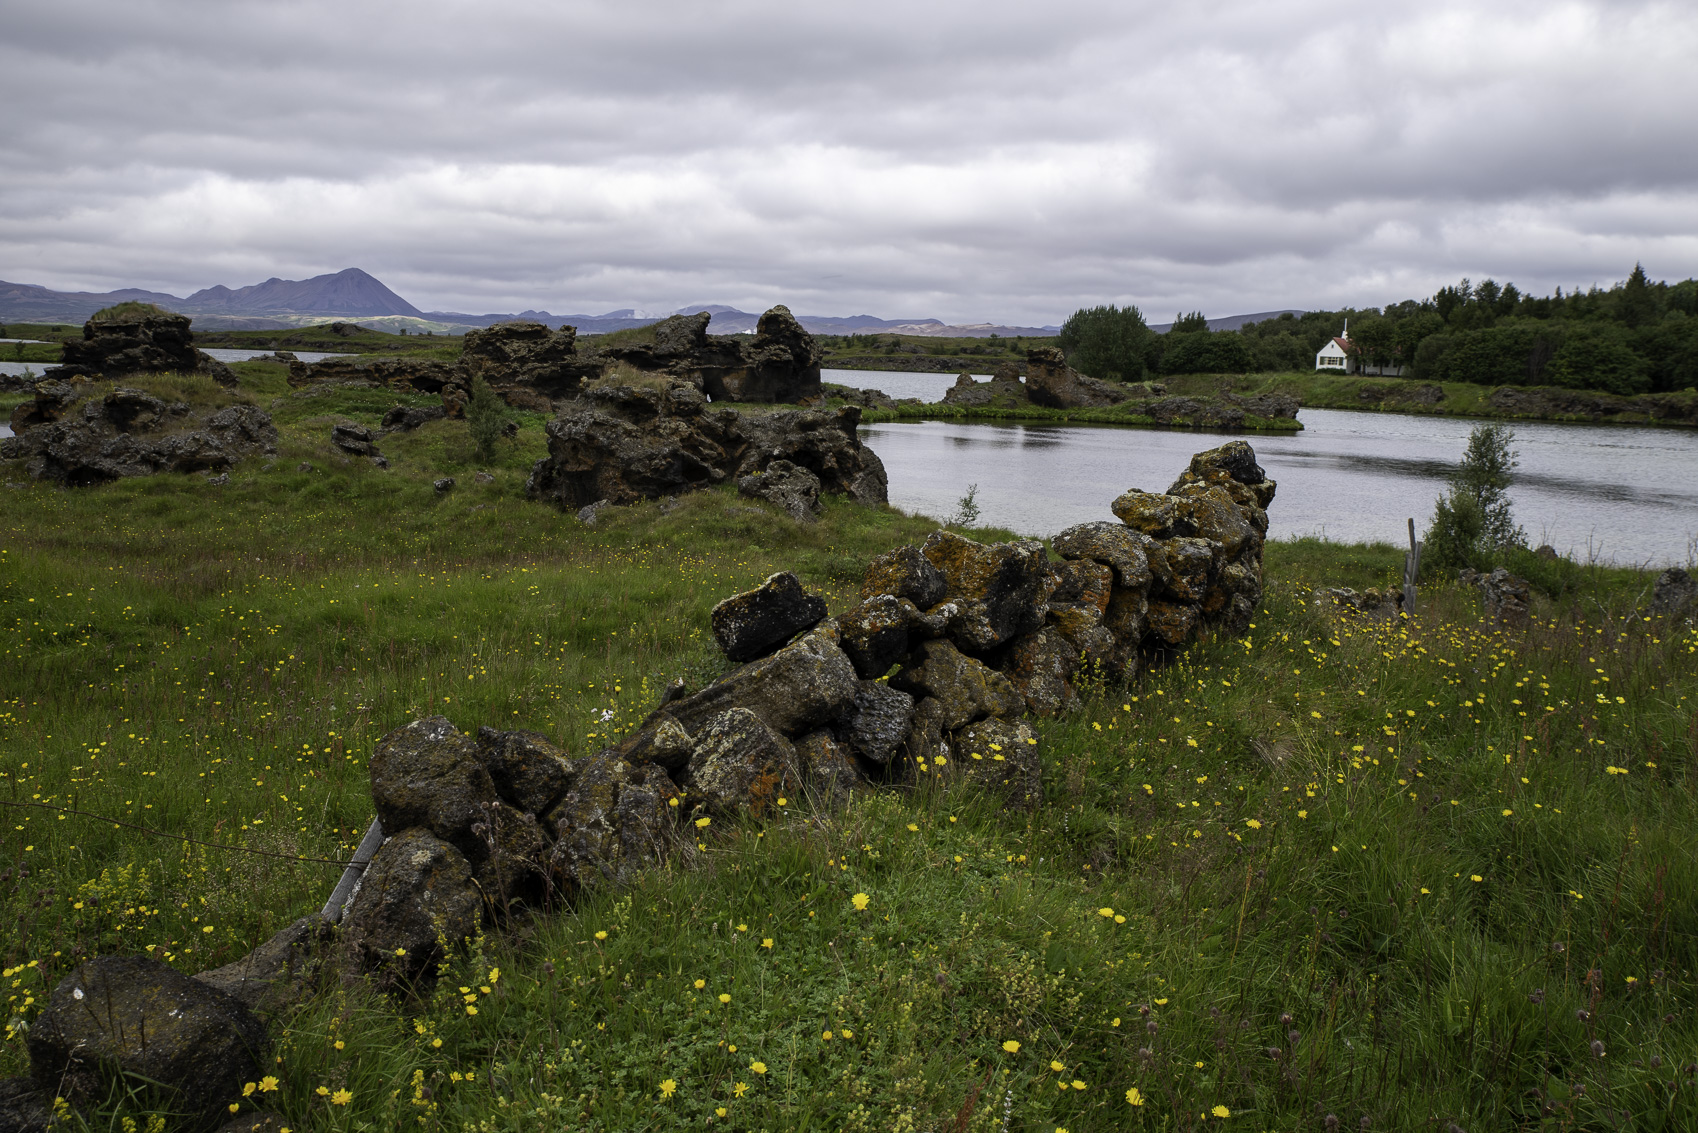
193, 325, 464, 361
2, 380, 1695, 1131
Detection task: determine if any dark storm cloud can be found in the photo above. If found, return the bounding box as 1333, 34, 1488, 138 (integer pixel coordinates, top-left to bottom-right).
3, 0, 1694, 322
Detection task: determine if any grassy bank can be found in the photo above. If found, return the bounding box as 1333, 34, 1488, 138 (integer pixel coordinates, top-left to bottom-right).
3, 377, 1696, 1131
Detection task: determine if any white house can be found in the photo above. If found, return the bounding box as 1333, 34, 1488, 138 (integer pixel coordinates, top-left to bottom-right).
1314, 320, 1406, 375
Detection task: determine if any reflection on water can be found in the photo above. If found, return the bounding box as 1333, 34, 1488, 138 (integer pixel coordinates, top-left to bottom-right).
860, 409, 1698, 566
823, 367, 984, 403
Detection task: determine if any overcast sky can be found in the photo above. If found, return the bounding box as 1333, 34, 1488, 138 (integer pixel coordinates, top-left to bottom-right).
4, 0, 1696, 323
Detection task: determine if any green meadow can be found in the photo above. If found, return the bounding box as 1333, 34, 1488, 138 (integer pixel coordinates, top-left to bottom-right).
2, 366, 1695, 1131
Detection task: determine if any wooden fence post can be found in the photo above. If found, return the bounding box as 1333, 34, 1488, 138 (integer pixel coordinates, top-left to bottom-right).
1404, 517, 1422, 617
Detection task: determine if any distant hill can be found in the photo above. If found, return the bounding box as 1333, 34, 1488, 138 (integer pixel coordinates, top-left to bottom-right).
0, 267, 1059, 337
1148, 310, 1305, 333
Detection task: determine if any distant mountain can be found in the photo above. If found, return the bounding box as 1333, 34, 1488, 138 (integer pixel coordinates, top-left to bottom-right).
183, 268, 422, 317
0, 267, 1062, 337
1148, 310, 1305, 333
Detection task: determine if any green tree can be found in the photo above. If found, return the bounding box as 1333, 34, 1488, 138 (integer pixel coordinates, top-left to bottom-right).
1170, 311, 1210, 333
466, 375, 508, 464
1159, 330, 1253, 374
1057, 305, 1151, 381
1425, 423, 1525, 572
1618, 262, 1657, 328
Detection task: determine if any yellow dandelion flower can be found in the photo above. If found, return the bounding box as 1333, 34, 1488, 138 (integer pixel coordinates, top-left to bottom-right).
750, 1061, 767, 1074
659, 1079, 677, 1098
694, 978, 706, 989
331, 1089, 352, 1106
1245, 819, 1261, 829
1050, 1060, 1065, 1072
1127, 1086, 1145, 1106
1097, 907, 1114, 918
258, 1077, 279, 1093
719, 993, 731, 1004
851, 892, 870, 911
696, 816, 712, 827
1212, 1104, 1230, 1117
1002, 1040, 1021, 1053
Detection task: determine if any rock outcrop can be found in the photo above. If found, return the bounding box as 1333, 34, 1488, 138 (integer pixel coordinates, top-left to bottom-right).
28, 955, 269, 1129
524, 384, 887, 511
47, 311, 236, 387
2, 385, 277, 486
459, 320, 597, 404
940, 369, 1031, 408
1459, 567, 1533, 625
1024, 347, 1134, 409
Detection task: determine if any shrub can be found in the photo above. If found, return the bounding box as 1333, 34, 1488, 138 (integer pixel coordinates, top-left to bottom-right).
90, 301, 172, 322
1424, 423, 1525, 574
466, 375, 508, 463
1159, 329, 1253, 375
1057, 305, 1150, 381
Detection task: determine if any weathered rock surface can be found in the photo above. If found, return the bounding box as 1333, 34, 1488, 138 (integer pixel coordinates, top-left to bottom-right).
922, 531, 1048, 651
1024, 347, 1133, 409
2, 387, 277, 486
794, 730, 869, 807
838, 594, 924, 679
369, 716, 498, 861
940, 370, 1031, 408
1461, 567, 1533, 625
660, 623, 859, 739
195, 914, 333, 1014
287, 356, 461, 395
1652, 567, 1698, 619
711, 571, 828, 662
1000, 626, 1079, 717
681, 708, 799, 817
838, 680, 915, 766
0, 1078, 48, 1133
380, 403, 447, 433
48, 312, 235, 386
475, 727, 575, 816
330, 421, 379, 457
460, 320, 595, 403
1315, 586, 1404, 620
544, 751, 678, 894
890, 639, 1025, 729
340, 828, 482, 988
737, 458, 822, 521
861, 543, 947, 608
951, 718, 1043, 810
29, 955, 269, 1126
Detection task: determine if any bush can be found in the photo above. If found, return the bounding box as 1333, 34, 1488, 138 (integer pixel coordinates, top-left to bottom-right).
1159, 330, 1253, 375
1057, 305, 1150, 381
466, 375, 507, 463
1424, 423, 1525, 573
90, 301, 172, 322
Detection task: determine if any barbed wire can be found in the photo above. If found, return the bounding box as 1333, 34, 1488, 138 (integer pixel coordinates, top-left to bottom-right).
1, 799, 358, 866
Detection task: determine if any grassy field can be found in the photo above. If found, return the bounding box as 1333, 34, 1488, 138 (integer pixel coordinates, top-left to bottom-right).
3, 373, 1696, 1131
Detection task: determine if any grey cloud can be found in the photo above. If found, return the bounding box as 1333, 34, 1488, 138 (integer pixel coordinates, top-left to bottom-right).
2, 0, 1694, 323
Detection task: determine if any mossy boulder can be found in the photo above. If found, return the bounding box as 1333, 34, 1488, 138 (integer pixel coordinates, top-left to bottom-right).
369, 717, 498, 862
340, 828, 482, 989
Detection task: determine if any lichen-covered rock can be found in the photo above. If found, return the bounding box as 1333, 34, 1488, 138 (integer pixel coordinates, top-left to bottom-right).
890, 639, 1024, 730
839, 680, 915, 766
459, 320, 592, 403
194, 914, 333, 1014
369, 717, 498, 861
1000, 627, 1079, 717
616, 713, 695, 772
894, 695, 952, 781
951, 718, 1043, 810
794, 730, 869, 807
1167, 439, 1276, 512
1652, 568, 1698, 619
1315, 586, 1403, 620
861, 543, 946, 608
330, 421, 379, 457
544, 752, 677, 894
736, 458, 822, 522
921, 531, 1048, 651
711, 571, 828, 663
475, 727, 574, 816
1023, 347, 1132, 408
1145, 600, 1200, 646
1052, 522, 1153, 590
0, 1078, 48, 1133
737, 406, 886, 504
1110, 489, 1182, 538
471, 804, 549, 913
340, 827, 482, 988
660, 622, 858, 739
681, 708, 799, 818
29, 956, 269, 1127
838, 593, 921, 679
2, 390, 278, 486
1102, 587, 1149, 669
1156, 537, 1218, 603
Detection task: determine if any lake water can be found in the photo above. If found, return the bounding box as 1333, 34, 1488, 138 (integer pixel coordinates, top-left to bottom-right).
835, 371, 1698, 566
824, 367, 988, 402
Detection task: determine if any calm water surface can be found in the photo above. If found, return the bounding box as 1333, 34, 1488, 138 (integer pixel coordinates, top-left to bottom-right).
840, 372, 1698, 565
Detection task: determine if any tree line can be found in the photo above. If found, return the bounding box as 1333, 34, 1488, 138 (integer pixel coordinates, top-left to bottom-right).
1058, 265, 1698, 395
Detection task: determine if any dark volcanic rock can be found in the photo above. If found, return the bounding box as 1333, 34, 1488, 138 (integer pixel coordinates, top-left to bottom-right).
380, 403, 447, 433
703, 305, 823, 403
525, 391, 885, 511
544, 752, 678, 895
287, 356, 461, 394
368, 716, 498, 862
890, 638, 1024, 729
861, 543, 947, 607
475, 727, 575, 816
838, 593, 923, 679
50, 312, 236, 387
331, 421, 379, 456
29, 955, 269, 1127
1052, 521, 1154, 589
838, 680, 915, 766
0, 1078, 48, 1133
737, 458, 822, 522
951, 717, 1042, 810
921, 530, 1048, 652
657, 622, 859, 739
1023, 347, 1132, 409
1000, 626, 1079, 717
794, 730, 869, 807
940, 370, 1031, 408
340, 828, 482, 988
460, 320, 596, 403
681, 708, 800, 818
2, 388, 277, 486
1652, 568, 1698, 619
195, 914, 333, 1014
711, 571, 829, 662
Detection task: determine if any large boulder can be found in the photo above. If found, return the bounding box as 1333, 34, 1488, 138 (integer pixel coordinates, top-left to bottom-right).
50, 311, 235, 386
921, 531, 1048, 652
999, 627, 1079, 717
194, 914, 333, 1014
650, 622, 859, 739
838, 680, 915, 766
28, 955, 269, 1127
0, 1078, 48, 1133
711, 571, 828, 662
339, 828, 482, 989
680, 708, 800, 817
368, 717, 498, 862
794, 730, 871, 807
940, 370, 1031, 408
475, 727, 575, 816
544, 752, 678, 894
951, 718, 1043, 810
889, 639, 1024, 729
737, 458, 822, 522
1023, 347, 1132, 409
838, 593, 926, 679
737, 406, 888, 505
459, 320, 593, 402
2, 390, 277, 486
701, 305, 823, 403
861, 544, 947, 608
1052, 522, 1154, 589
